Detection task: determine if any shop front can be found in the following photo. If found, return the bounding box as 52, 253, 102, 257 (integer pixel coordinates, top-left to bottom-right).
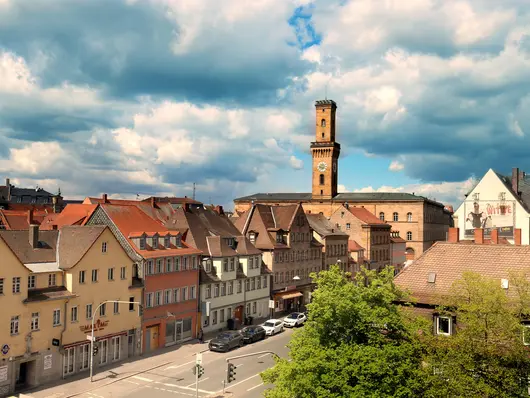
273, 290, 303, 314
143, 313, 196, 352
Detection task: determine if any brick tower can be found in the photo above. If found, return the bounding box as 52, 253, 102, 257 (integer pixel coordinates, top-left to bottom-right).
311, 100, 340, 200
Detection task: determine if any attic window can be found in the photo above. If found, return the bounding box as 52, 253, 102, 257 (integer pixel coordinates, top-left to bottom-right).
427, 272, 436, 283
501, 278, 509, 289
164, 236, 170, 248
249, 232, 256, 243
152, 236, 159, 248
139, 238, 146, 250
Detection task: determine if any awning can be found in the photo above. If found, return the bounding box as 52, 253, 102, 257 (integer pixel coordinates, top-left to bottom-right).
274, 291, 303, 300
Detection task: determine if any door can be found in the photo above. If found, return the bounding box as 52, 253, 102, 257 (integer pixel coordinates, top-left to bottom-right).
128, 330, 135, 357
63, 347, 75, 376
149, 325, 159, 350
16, 362, 27, 389
175, 321, 183, 342
234, 306, 243, 323
99, 340, 108, 365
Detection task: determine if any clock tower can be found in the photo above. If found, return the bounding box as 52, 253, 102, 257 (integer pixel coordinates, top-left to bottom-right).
311, 99, 340, 200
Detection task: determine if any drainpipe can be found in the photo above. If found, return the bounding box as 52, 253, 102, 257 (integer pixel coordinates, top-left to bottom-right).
60, 299, 70, 378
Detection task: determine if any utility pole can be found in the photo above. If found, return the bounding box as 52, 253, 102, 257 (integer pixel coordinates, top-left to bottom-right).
192, 183, 196, 200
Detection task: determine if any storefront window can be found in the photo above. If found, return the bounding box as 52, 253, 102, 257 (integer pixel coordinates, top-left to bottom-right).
166, 321, 176, 344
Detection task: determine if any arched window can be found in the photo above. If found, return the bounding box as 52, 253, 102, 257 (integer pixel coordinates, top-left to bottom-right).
407, 212, 412, 222
406, 231, 412, 241
393, 212, 399, 222
321, 119, 326, 127
379, 212, 385, 221
319, 174, 325, 185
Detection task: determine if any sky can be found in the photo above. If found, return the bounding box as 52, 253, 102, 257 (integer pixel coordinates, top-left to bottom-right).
1, 0, 529, 209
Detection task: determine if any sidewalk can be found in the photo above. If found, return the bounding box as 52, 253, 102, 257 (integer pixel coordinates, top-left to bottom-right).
22, 316, 284, 398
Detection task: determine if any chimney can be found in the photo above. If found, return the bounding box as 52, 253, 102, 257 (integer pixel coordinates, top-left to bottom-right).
29, 224, 39, 248
151, 197, 156, 208
344, 202, 349, 209
102, 193, 108, 203
51, 224, 58, 230
474, 228, 484, 244
448, 227, 460, 243
515, 228, 522, 246
214, 205, 224, 215
5, 178, 10, 200
184, 202, 191, 212
490, 228, 499, 244
27, 209, 33, 225
512, 168, 520, 196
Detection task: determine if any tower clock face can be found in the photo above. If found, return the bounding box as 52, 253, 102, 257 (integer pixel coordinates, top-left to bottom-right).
317, 161, 328, 172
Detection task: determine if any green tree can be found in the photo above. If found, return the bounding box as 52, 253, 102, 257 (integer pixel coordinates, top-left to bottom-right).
261, 265, 426, 398
422, 271, 530, 397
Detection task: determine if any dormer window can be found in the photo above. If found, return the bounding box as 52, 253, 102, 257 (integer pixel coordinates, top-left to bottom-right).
152, 236, 159, 249
249, 232, 256, 243
276, 233, 283, 244
176, 235, 182, 248
139, 238, 146, 250
164, 236, 170, 248
205, 259, 212, 273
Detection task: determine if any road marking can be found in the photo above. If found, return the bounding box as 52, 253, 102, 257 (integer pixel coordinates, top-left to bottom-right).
247, 382, 264, 391
258, 353, 270, 359
171, 385, 214, 394
132, 375, 154, 382
124, 380, 141, 385
156, 382, 181, 387
87, 394, 106, 398
164, 359, 196, 370
185, 376, 210, 388
220, 373, 260, 391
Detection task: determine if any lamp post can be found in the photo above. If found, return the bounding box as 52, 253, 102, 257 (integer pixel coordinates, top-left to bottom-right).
293, 276, 300, 311
90, 300, 143, 382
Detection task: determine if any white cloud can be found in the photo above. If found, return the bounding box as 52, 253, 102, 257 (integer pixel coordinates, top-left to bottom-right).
7, 142, 68, 175
289, 155, 303, 169
389, 160, 404, 171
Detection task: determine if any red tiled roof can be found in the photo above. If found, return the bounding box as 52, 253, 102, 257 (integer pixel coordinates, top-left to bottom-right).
395, 241, 530, 305
348, 240, 365, 251
40, 204, 97, 230
347, 207, 388, 225
0, 209, 47, 230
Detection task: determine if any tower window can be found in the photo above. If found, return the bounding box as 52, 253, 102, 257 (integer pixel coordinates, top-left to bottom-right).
321, 133, 325, 138
321, 119, 326, 127
379, 212, 385, 221
319, 174, 325, 185
320, 190, 323, 195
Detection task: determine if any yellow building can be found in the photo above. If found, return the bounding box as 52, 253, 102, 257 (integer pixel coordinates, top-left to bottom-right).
0, 225, 141, 396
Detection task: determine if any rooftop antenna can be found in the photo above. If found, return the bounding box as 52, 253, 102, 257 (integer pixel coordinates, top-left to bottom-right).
325, 81, 328, 100
192, 183, 196, 201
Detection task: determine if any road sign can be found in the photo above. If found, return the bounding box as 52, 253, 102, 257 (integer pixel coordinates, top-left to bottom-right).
196, 352, 202, 365
87, 335, 95, 342
268, 300, 274, 309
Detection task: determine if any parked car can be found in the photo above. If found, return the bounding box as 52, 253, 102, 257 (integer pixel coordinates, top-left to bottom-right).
208, 331, 244, 352
262, 319, 284, 336
283, 312, 307, 328
240, 325, 267, 344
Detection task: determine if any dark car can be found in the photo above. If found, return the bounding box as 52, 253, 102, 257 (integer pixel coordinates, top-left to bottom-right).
208, 331, 244, 352
240, 325, 266, 344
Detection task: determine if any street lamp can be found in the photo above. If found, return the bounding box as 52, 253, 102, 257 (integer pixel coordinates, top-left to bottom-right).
293, 276, 301, 311
90, 300, 143, 382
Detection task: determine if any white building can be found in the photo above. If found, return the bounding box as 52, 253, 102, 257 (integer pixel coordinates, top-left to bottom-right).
173, 206, 270, 334
454, 168, 529, 245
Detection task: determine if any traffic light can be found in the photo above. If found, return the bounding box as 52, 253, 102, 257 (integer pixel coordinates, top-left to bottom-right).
197, 365, 204, 378
93, 345, 99, 357
227, 363, 236, 383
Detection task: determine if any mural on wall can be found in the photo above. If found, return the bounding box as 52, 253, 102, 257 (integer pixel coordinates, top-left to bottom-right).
464, 201, 515, 238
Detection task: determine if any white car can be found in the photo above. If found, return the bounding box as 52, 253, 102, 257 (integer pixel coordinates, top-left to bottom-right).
262, 319, 284, 336
283, 312, 307, 328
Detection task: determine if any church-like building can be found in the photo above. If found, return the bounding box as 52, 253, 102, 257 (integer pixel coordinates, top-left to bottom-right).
234, 99, 453, 259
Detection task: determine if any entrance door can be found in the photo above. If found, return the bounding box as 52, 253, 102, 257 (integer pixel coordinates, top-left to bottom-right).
175, 321, 183, 342
63, 347, 75, 376
234, 306, 243, 323
148, 325, 159, 351
16, 362, 27, 389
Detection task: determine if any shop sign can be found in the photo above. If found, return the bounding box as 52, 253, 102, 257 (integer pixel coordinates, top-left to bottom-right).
0, 366, 7, 382
79, 319, 109, 333
43, 355, 52, 370
464, 200, 515, 237
1, 345, 8, 355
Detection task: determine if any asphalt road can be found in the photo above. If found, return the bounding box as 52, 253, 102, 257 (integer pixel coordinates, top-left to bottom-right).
75, 327, 295, 398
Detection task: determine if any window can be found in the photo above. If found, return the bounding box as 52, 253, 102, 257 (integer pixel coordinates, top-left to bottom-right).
230, 258, 235, 271
220, 309, 225, 323
28, 275, 36, 289
174, 257, 180, 271
86, 304, 93, 319
12, 277, 20, 293
99, 339, 108, 365
10, 316, 19, 335
393, 212, 398, 222
251, 278, 255, 290
108, 267, 114, 281
379, 212, 385, 221
79, 270, 86, 284
112, 336, 121, 361
263, 275, 268, 288
146, 293, 154, 308
524, 325, 530, 346
246, 279, 250, 291
252, 301, 257, 314
147, 260, 154, 275
227, 307, 232, 319
155, 291, 162, 306
255, 256, 260, 268
53, 309, 61, 326
129, 297, 135, 311
182, 257, 188, 270
205, 259, 212, 273
212, 311, 217, 325
164, 236, 170, 248
206, 285, 211, 299
173, 288, 180, 303
249, 257, 254, 269
0, 278, 3, 295
182, 287, 188, 301
166, 258, 172, 273
152, 236, 159, 248
92, 269, 98, 282
319, 174, 324, 185
246, 303, 251, 315
140, 238, 146, 250
221, 283, 226, 296
407, 231, 412, 241
120, 266, 126, 280
102, 242, 107, 253
156, 259, 163, 273
80, 344, 90, 371
223, 259, 228, 272
192, 256, 197, 269
164, 289, 171, 304
190, 285, 196, 299
100, 303, 106, 317
214, 284, 219, 297
407, 212, 412, 222
114, 301, 119, 314
249, 232, 256, 243
71, 306, 78, 322
321, 118, 326, 127
237, 280, 242, 293
31, 312, 39, 331
228, 281, 233, 295
436, 316, 452, 336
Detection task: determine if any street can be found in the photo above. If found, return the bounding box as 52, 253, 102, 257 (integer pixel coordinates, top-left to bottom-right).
54, 327, 294, 398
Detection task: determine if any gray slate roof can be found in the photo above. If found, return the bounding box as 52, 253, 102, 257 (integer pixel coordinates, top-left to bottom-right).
492, 171, 530, 213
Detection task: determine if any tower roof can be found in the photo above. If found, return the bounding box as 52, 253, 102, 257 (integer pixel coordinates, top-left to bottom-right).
315, 99, 337, 108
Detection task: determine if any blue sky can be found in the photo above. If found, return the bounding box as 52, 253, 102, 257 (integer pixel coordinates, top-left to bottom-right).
1, 0, 529, 209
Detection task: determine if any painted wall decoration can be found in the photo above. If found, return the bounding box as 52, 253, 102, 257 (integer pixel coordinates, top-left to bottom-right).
464, 200, 516, 237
